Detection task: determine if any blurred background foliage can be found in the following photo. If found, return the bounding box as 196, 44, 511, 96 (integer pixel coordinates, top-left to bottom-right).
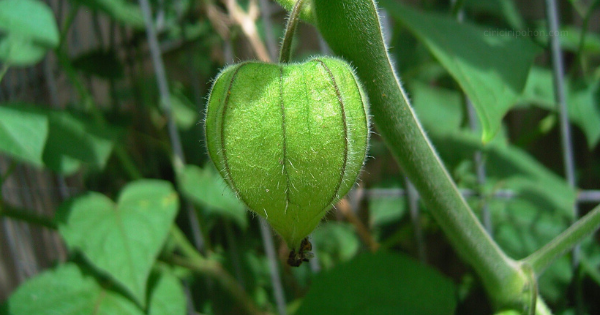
0, 0, 599, 314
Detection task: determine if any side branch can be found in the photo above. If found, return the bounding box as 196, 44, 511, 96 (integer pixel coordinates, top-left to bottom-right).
523, 203, 600, 274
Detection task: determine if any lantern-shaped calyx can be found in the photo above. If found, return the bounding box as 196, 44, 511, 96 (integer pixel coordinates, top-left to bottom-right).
205, 57, 369, 255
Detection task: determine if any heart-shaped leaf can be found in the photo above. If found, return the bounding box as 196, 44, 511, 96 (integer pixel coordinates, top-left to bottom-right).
0, 0, 59, 65
1, 263, 143, 315
0, 103, 117, 173
57, 180, 179, 306
42, 109, 118, 175
0, 105, 48, 167
178, 164, 247, 229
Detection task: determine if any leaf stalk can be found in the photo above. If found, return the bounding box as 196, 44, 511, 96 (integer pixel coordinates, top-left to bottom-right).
279, 0, 306, 63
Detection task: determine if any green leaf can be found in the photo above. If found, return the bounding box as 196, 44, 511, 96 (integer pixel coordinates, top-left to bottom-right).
538, 256, 572, 302
0, 0, 59, 47
70, 0, 145, 29
368, 180, 407, 227
519, 67, 556, 109
297, 251, 456, 315
560, 26, 600, 53
428, 126, 577, 302
0, 105, 48, 167
0, 0, 59, 65
369, 195, 406, 227
428, 129, 577, 301
0, 104, 117, 173
43, 109, 118, 175
488, 197, 573, 302
409, 81, 464, 135
464, 0, 525, 30
57, 180, 179, 306
170, 93, 199, 130
1, 263, 143, 315
380, 0, 541, 142
311, 222, 360, 270
520, 67, 600, 148
491, 198, 569, 258
567, 81, 600, 149
0, 33, 49, 66
580, 238, 600, 289
71, 49, 125, 79
148, 269, 186, 315
533, 25, 600, 54
432, 131, 576, 217
178, 164, 247, 229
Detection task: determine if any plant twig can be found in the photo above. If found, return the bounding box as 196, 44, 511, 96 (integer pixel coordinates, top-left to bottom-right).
169, 256, 268, 315
56, 47, 143, 181
569, 0, 600, 79
258, 0, 278, 60
0, 203, 57, 230
169, 227, 267, 315
337, 198, 379, 252
203, 0, 232, 39
523, 203, 600, 275
312, 0, 527, 309
279, 0, 306, 63
58, 3, 80, 51
170, 226, 206, 262
225, 0, 270, 62
0, 63, 9, 84
272, 0, 316, 24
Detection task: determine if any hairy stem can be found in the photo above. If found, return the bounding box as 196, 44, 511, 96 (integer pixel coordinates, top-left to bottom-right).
279, 0, 306, 63
309, 0, 528, 309
272, 0, 315, 24
523, 203, 600, 274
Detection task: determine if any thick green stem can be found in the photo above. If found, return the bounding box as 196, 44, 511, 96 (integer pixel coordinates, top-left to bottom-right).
279, 0, 306, 63
523, 203, 600, 275
310, 0, 528, 309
